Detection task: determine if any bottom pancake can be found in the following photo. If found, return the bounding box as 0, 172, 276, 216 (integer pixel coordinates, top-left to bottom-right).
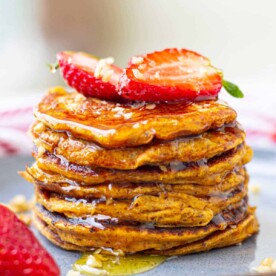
146, 211, 258, 256
34, 203, 258, 254
33, 211, 258, 256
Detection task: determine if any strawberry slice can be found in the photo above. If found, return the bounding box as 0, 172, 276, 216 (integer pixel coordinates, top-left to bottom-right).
119, 48, 223, 102
0, 204, 60, 276
57, 51, 123, 101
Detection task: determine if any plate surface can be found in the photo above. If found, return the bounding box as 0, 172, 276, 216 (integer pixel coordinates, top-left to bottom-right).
0, 151, 275, 276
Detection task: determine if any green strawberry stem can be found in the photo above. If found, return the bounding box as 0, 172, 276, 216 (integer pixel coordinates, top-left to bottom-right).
222, 79, 244, 98
47, 62, 60, 73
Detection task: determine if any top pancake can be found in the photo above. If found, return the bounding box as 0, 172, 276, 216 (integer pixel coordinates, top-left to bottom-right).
35, 87, 237, 148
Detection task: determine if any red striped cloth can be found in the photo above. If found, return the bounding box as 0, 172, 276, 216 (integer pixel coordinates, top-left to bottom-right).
221, 79, 276, 150
0, 94, 40, 156
0, 84, 275, 157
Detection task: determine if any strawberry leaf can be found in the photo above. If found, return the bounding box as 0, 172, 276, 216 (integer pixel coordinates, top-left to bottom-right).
222, 79, 244, 98
47, 62, 60, 73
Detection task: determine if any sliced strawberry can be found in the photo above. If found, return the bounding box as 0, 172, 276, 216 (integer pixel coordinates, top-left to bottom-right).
119, 48, 223, 102
57, 51, 123, 101
0, 204, 60, 276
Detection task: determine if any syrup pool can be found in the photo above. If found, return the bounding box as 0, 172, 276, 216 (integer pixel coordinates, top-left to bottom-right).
72, 252, 167, 275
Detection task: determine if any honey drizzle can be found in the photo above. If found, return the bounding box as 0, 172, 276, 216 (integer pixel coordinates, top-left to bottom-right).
72, 252, 167, 275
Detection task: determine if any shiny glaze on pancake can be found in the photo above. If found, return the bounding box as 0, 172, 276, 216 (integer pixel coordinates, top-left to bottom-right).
31, 121, 245, 170
35, 87, 237, 148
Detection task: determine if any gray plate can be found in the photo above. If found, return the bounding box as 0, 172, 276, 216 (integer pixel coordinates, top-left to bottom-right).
0, 152, 276, 276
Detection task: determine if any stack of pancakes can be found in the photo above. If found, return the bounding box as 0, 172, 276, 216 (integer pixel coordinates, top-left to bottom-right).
21, 87, 258, 255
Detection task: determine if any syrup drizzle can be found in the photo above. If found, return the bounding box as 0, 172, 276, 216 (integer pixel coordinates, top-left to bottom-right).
72, 252, 167, 275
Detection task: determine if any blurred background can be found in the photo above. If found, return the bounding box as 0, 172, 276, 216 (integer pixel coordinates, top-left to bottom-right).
1, 0, 276, 96
0, 0, 275, 162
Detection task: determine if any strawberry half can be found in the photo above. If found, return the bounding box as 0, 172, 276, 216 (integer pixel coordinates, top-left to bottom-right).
0, 204, 60, 276
57, 51, 123, 101
119, 48, 223, 102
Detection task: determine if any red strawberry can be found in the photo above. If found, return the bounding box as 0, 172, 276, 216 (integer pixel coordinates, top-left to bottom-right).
119, 48, 223, 102
0, 204, 60, 276
57, 51, 123, 101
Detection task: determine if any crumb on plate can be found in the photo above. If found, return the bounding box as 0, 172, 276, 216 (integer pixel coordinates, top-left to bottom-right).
253, 257, 276, 274
249, 184, 261, 194
1, 194, 36, 225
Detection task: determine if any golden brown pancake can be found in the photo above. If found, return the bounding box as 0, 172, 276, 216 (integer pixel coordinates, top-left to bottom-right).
31, 121, 245, 170
34, 87, 237, 148
33, 144, 252, 185
33, 203, 256, 253
33, 209, 258, 255
21, 166, 247, 199
20, 85, 259, 256
35, 179, 247, 227
147, 212, 259, 256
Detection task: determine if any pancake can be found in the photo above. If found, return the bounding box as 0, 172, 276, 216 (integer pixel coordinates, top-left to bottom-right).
21, 166, 247, 199
35, 183, 247, 227
147, 212, 259, 256
34, 87, 237, 148
33, 210, 258, 255
33, 144, 252, 185
31, 121, 245, 170
21, 83, 259, 256
34, 202, 252, 253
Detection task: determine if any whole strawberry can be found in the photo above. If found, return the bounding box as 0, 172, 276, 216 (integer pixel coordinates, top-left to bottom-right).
0, 204, 60, 276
